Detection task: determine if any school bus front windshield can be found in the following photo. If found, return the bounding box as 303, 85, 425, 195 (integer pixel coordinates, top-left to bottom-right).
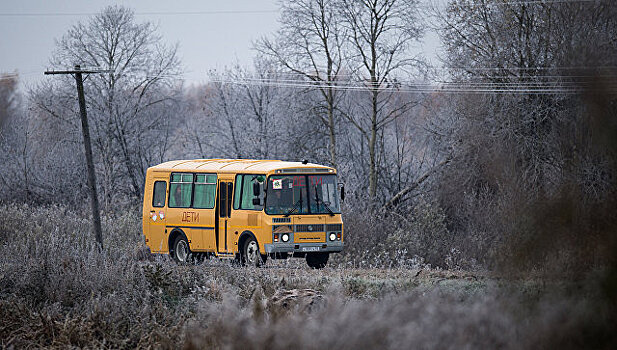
265, 174, 341, 215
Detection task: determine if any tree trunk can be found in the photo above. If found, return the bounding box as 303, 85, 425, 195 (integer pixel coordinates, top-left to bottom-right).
327, 86, 337, 168
368, 89, 378, 198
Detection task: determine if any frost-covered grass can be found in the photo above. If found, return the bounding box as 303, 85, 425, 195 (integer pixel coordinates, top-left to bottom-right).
0, 204, 614, 349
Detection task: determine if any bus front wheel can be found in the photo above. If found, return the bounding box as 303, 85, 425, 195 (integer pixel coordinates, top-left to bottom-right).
242, 236, 266, 267
306, 252, 329, 269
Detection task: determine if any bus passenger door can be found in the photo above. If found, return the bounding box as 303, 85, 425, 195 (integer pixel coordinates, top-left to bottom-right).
216, 181, 233, 254
147, 177, 168, 252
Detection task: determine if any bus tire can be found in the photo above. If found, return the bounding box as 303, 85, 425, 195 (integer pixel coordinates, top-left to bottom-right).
171, 234, 191, 263
306, 252, 329, 269
242, 236, 265, 267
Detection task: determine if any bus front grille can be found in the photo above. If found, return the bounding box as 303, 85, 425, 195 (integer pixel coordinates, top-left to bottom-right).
326, 224, 342, 231
294, 224, 325, 232
273, 217, 291, 223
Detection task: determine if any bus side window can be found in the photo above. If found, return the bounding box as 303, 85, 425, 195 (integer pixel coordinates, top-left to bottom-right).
152, 181, 166, 207
169, 173, 193, 208
241, 176, 263, 210
194, 174, 217, 209
234, 175, 264, 211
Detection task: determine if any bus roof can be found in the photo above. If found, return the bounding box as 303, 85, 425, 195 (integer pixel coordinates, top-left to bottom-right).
149, 159, 335, 174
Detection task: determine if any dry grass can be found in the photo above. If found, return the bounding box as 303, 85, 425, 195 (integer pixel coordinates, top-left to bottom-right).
0, 203, 615, 349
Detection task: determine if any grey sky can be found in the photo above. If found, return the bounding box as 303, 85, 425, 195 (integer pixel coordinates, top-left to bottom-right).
0, 0, 441, 89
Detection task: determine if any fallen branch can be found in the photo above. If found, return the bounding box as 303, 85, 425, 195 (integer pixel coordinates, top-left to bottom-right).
383, 157, 452, 211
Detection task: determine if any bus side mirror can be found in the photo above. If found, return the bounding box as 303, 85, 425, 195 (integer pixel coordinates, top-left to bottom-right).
253, 182, 261, 196
340, 185, 345, 202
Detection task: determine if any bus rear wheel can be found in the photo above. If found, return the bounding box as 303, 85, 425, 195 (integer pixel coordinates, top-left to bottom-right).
171, 234, 191, 263
242, 236, 266, 267
306, 252, 329, 269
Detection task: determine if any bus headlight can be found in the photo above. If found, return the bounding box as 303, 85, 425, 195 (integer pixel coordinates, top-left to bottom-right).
281, 233, 290, 242
329, 233, 337, 241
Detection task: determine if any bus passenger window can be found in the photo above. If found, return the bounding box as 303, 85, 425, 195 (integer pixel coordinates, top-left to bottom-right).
233, 175, 264, 210
241, 175, 263, 210
169, 173, 193, 208
194, 174, 217, 209
152, 181, 166, 207
233, 175, 242, 209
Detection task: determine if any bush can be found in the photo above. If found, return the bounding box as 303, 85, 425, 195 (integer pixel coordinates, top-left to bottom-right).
1, 203, 615, 349
334, 199, 461, 269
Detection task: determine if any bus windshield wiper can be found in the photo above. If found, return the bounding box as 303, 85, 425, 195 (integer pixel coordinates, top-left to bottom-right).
322, 201, 335, 216
314, 185, 335, 216
284, 190, 303, 217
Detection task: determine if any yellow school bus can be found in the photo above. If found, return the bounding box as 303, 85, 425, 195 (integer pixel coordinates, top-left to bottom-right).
142, 159, 344, 268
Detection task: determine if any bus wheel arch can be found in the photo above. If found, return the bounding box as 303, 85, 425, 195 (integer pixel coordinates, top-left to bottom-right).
168, 229, 191, 263
239, 231, 266, 267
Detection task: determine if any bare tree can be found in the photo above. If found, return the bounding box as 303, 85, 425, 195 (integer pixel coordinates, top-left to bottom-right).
426, 0, 617, 265
34, 6, 181, 206
1, 75, 88, 206
185, 59, 290, 160
0, 73, 30, 200
257, 0, 347, 167
180, 56, 329, 165
0, 73, 18, 129
202, 68, 248, 159
339, 0, 423, 198
433, 0, 617, 193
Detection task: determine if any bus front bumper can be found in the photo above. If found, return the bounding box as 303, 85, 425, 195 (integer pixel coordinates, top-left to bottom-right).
264, 241, 344, 254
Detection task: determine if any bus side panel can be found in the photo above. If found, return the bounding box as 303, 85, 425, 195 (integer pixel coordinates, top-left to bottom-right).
142, 170, 152, 244
254, 217, 269, 255
196, 208, 217, 251
182, 209, 217, 252
167, 206, 196, 250
229, 210, 248, 254
166, 208, 216, 252
230, 210, 268, 254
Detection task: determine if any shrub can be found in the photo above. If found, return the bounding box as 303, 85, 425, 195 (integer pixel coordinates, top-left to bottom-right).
1, 203, 615, 349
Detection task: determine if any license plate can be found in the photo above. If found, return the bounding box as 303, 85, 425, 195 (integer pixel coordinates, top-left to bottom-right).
301, 246, 320, 252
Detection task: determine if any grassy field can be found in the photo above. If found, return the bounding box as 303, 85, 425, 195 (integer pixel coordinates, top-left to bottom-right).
0, 204, 614, 349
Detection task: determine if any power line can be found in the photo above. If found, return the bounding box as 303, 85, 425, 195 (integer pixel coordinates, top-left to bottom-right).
0, 0, 604, 17
6, 65, 614, 85
214, 74, 616, 86
209, 77, 615, 94
0, 9, 278, 18
485, 0, 600, 4
433, 66, 617, 71
227, 74, 613, 83
429, 0, 603, 7
231, 66, 617, 80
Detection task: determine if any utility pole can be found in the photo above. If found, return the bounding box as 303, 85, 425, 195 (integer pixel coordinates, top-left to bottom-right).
45, 65, 111, 249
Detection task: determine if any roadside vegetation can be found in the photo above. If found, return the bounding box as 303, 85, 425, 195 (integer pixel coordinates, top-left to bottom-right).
1, 204, 615, 349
